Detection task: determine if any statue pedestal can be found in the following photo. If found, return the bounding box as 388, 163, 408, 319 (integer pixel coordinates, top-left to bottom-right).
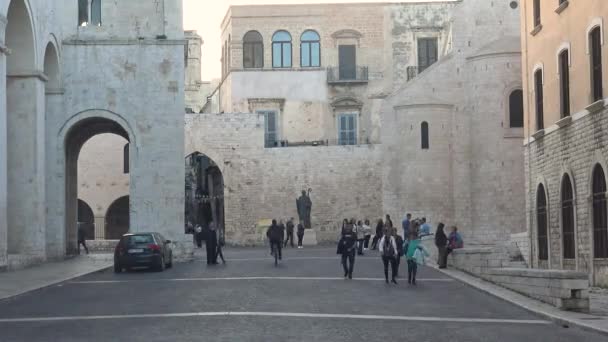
302, 229, 318, 246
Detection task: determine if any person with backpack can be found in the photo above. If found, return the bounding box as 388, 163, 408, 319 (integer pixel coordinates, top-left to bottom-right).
394, 228, 405, 278
266, 219, 285, 260
379, 227, 398, 284
337, 220, 357, 279
296, 221, 305, 248
284, 218, 295, 248
404, 231, 429, 285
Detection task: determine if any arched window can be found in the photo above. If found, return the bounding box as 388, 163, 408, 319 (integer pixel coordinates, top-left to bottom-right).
301, 30, 320, 67
558, 49, 570, 117
509, 90, 524, 128
272, 31, 292, 68
561, 174, 575, 259
421, 122, 429, 149
243, 31, 264, 68
534, 68, 544, 131
593, 164, 608, 258
536, 184, 548, 261
590, 26, 603, 102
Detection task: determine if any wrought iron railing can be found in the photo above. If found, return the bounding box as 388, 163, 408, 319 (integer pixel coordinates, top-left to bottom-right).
265, 136, 375, 148
327, 66, 369, 83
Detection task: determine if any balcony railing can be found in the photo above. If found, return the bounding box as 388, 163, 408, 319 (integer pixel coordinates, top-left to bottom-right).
327, 66, 369, 84
265, 136, 375, 148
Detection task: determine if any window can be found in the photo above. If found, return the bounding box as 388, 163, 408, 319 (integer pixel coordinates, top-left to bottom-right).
533, 0, 541, 27
590, 27, 603, 102
338, 45, 356, 80
338, 114, 357, 145
559, 49, 570, 117
123, 143, 129, 174
561, 174, 575, 259
593, 164, 608, 258
537, 184, 548, 261
421, 122, 429, 149
534, 69, 544, 131
301, 30, 320, 67
78, 0, 101, 26
272, 31, 292, 68
509, 90, 524, 128
260, 110, 278, 148
418, 38, 438, 73
243, 31, 264, 69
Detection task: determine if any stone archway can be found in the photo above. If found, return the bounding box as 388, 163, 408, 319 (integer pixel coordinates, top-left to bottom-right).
105, 196, 129, 240
5, 0, 43, 258
77, 199, 95, 240
185, 152, 225, 241
64, 117, 132, 254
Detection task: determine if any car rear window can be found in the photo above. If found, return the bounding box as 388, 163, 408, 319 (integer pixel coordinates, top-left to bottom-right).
126, 235, 154, 245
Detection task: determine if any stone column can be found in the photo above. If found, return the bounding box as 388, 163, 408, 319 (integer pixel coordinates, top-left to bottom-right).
94, 216, 105, 240
6, 71, 47, 258
0, 14, 8, 269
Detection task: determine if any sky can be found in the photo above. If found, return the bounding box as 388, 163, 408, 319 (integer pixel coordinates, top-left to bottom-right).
183, 0, 449, 81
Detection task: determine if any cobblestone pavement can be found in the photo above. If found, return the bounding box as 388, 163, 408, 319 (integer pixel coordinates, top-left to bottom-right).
0, 247, 606, 342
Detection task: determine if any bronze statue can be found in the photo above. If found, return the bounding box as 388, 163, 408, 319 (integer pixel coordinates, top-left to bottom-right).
296, 189, 312, 228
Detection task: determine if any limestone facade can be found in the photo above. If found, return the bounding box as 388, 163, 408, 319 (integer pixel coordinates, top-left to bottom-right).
0, 0, 187, 270
521, 0, 608, 286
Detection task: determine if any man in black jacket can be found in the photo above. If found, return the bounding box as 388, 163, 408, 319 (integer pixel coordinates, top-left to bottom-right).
339, 221, 357, 279
284, 218, 295, 248
266, 220, 284, 260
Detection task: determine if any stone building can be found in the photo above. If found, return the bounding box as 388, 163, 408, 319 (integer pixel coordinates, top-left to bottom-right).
521, 0, 608, 286
0, 0, 186, 270
185, 30, 215, 113
191, 0, 525, 245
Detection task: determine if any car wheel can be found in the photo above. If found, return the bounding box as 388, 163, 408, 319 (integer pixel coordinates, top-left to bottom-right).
114, 262, 122, 273
166, 253, 173, 268
156, 256, 165, 272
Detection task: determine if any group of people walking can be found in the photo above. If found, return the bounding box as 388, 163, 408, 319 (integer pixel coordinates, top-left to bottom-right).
188, 221, 225, 265
266, 218, 307, 260
337, 213, 464, 284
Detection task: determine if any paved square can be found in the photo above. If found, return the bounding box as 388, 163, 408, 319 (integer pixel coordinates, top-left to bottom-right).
0, 247, 606, 341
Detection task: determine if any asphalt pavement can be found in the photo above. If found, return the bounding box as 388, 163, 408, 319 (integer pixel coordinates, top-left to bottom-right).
0, 247, 606, 342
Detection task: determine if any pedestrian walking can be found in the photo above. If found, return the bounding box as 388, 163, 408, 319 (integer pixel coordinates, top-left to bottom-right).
77, 222, 89, 255
404, 231, 429, 285
435, 223, 448, 268
385, 214, 394, 229
284, 218, 295, 248
297, 221, 305, 248
356, 220, 365, 255
379, 227, 398, 284
195, 224, 203, 248
215, 233, 226, 264
402, 213, 411, 240
266, 219, 284, 260
363, 219, 372, 250
420, 217, 432, 237
337, 221, 357, 279
371, 219, 384, 250
206, 222, 218, 265
394, 228, 404, 277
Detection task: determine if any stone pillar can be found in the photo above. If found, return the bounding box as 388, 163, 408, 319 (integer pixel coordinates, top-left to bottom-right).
0, 14, 8, 269
44, 89, 64, 258
6, 71, 46, 258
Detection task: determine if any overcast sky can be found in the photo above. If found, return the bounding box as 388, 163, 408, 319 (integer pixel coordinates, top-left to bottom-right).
183, 0, 450, 81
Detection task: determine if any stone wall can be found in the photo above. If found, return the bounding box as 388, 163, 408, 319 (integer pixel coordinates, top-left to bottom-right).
525, 101, 608, 287
185, 113, 383, 245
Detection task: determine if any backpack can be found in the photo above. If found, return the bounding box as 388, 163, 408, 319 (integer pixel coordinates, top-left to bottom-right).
383, 237, 396, 257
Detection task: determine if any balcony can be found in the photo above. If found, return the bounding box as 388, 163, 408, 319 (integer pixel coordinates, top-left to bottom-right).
265, 136, 374, 148
327, 66, 369, 84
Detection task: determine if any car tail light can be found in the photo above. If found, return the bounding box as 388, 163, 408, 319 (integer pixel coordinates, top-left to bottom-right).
149, 244, 161, 253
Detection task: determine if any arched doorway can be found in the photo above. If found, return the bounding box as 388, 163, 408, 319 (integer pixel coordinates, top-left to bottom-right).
64, 117, 132, 254
185, 153, 225, 241
105, 196, 129, 239
77, 199, 95, 240
5, 0, 40, 255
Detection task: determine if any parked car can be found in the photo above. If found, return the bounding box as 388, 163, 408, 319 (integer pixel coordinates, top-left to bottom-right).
114, 233, 173, 273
